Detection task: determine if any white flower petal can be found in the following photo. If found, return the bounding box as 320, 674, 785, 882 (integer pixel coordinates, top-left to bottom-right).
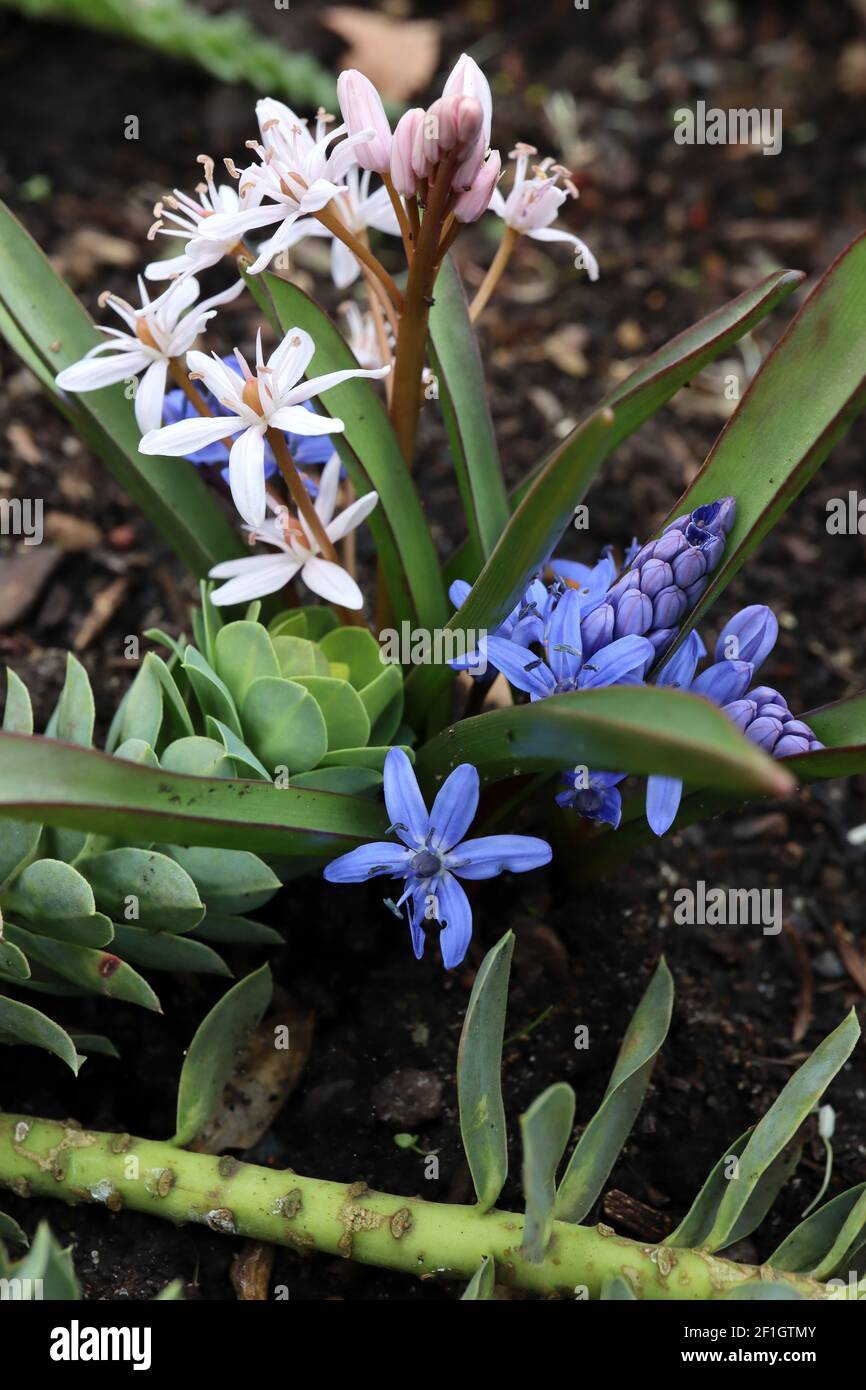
134, 358, 168, 433
300, 556, 364, 609
284, 363, 389, 405
330, 236, 360, 289
139, 414, 239, 456
56, 351, 149, 393
210, 554, 300, 606
326, 490, 379, 545
228, 426, 267, 527
528, 227, 599, 280
313, 452, 342, 524
268, 405, 343, 436
270, 328, 315, 392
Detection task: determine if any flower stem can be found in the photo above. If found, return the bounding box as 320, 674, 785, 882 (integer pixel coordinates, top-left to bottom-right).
314, 202, 404, 312
388, 152, 460, 467
469, 225, 520, 323
266, 427, 363, 628
0, 1115, 849, 1301
382, 171, 415, 259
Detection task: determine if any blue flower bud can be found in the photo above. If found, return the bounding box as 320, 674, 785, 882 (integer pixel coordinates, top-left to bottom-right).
581, 602, 615, 657
774, 734, 811, 756
652, 585, 688, 629
747, 715, 784, 751
671, 547, 707, 588
692, 659, 753, 705
715, 604, 779, 668
614, 589, 653, 637
638, 558, 673, 598
723, 698, 757, 731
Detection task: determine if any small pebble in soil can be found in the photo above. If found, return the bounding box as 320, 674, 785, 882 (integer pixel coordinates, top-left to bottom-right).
371, 1069, 443, 1128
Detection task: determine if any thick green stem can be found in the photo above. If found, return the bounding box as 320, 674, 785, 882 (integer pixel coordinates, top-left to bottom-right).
0, 1116, 848, 1300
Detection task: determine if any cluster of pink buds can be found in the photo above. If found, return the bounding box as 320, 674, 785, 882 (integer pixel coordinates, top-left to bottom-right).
337, 54, 501, 225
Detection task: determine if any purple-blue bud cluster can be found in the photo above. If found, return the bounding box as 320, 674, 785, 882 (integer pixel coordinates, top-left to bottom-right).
604, 498, 736, 654
723, 687, 824, 758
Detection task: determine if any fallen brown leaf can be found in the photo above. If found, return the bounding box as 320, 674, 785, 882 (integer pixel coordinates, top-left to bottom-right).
73, 576, 127, 653
324, 6, 440, 101
230, 1241, 276, 1301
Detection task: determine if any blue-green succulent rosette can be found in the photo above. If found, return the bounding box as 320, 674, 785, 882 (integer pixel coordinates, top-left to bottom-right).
324, 748, 551, 968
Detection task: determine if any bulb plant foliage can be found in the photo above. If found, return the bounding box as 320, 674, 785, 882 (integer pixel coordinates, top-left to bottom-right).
0, 44, 865, 1304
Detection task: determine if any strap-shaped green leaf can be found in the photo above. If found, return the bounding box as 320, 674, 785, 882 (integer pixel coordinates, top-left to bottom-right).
0, 197, 242, 578
49, 653, 94, 747
110, 923, 231, 978
173, 963, 272, 1145
445, 268, 804, 585
163, 844, 280, 915
0, 731, 389, 855
703, 1012, 861, 1252
521, 1082, 576, 1262
657, 229, 866, 657
600, 1274, 638, 1299
457, 930, 514, 1212
428, 255, 509, 569
461, 1254, 496, 1300
555, 958, 673, 1223
415, 687, 792, 800
667, 1128, 803, 1251
5, 1221, 79, 1299
406, 408, 615, 723
769, 1183, 866, 1280
264, 274, 448, 635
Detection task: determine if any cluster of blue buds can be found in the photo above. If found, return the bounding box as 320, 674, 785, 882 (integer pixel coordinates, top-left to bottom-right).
724, 688, 824, 758
600, 497, 736, 655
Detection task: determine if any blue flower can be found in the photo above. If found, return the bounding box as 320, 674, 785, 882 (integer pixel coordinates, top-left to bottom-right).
556, 769, 626, 827
323, 748, 552, 968
453, 587, 654, 699
162, 354, 336, 494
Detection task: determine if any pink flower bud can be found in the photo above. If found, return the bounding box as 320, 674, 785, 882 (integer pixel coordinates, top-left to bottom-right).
453, 149, 502, 223
442, 53, 492, 149
336, 69, 392, 173
453, 95, 484, 151
391, 108, 425, 195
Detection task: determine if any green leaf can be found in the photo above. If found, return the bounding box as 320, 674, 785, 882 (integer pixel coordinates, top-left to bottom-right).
359, 665, 404, 745
183, 646, 243, 738
0, 1211, 28, 1248
7, 1221, 79, 1299
414, 687, 793, 799
520, 1082, 576, 1263
555, 959, 673, 1222
66, 1030, 120, 1059
163, 844, 280, 914
173, 963, 273, 1145
457, 930, 514, 1212
272, 634, 330, 679
294, 676, 370, 752
0, 196, 242, 577
242, 676, 328, 774
0, 934, 30, 980
0, 732, 389, 856
147, 653, 195, 743
204, 717, 270, 780
0, 671, 41, 885
406, 407, 615, 721
160, 736, 236, 779
117, 655, 164, 749
318, 627, 384, 689
461, 1254, 495, 1300
667, 1128, 803, 1251
659, 230, 866, 655
3, 859, 114, 947
0, 994, 81, 1072
154, 1279, 185, 1301
50, 653, 94, 746
4, 922, 161, 1010
110, 923, 231, 977
3, 669, 33, 735
703, 1012, 861, 1252
447, 266, 805, 581
428, 254, 509, 569
769, 1184, 866, 1280
265, 274, 448, 634
191, 913, 283, 946
214, 621, 280, 706
81, 847, 205, 933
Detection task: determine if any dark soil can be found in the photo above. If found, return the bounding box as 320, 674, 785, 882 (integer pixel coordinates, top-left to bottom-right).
1, 0, 865, 1299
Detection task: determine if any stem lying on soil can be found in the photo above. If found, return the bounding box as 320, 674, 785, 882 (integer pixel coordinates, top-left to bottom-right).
0, 1116, 848, 1300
